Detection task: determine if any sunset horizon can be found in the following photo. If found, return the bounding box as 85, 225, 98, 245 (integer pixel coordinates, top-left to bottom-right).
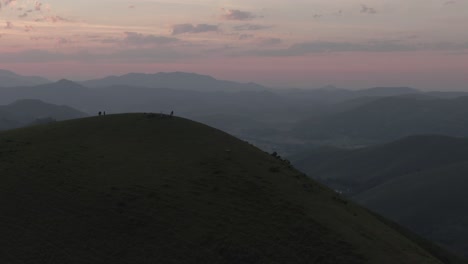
0, 0, 467, 90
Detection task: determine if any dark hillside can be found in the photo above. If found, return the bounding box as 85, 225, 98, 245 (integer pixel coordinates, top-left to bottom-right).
290, 135, 468, 257
356, 162, 468, 257
0, 114, 458, 263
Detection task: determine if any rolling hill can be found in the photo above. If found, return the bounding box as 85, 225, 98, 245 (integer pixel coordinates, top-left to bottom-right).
293, 96, 468, 143
356, 162, 468, 257
278, 86, 420, 104
0, 69, 50, 87
290, 135, 468, 257
290, 135, 468, 194
0, 99, 87, 131
0, 114, 461, 263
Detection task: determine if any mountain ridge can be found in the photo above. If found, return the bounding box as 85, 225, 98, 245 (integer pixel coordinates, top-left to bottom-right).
0, 69, 50, 87
80, 71, 268, 92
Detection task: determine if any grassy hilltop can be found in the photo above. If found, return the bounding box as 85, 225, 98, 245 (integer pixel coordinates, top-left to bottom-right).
0, 114, 460, 263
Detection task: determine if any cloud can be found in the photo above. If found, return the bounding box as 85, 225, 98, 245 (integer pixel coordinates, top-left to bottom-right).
221, 9, 256, 20
258, 38, 282, 46
0, 48, 191, 63
233, 24, 272, 31
361, 5, 377, 14
444, 0, 457, 5
4, 0, 15, 6
171, 24, 218, 35
122, 32, 179, 46
30, 36, 54, 41
239, 34, 254, 40
24, 25, 33, 32
35, 1, 42, 11
35, 15, 70, 23
241, 39, 468, 57
56, 37, 70, 45
5, 21, 14, 29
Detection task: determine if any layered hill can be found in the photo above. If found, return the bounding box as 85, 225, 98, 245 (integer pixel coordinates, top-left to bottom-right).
291, 135, 468, 194
0, 114, 459, 263
278, 86, 420, 104
293, 96, 468, 143
81, 72, 266, 92
356, 161, 468, 257
0, 69, 50, 87
0, 99, 87, 131
290, 135, 468, 257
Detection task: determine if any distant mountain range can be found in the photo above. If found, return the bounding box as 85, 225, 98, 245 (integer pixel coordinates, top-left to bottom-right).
3, 68, 468, 147
0, 69, 50, 87
277, 86, 421, 104
0, 99, 87, 130
293, 95, 468, 143
81, 72, 267, 92
290, 134, 468, 257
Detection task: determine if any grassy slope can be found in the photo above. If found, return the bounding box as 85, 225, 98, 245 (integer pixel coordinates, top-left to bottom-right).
0, 114, 450, 263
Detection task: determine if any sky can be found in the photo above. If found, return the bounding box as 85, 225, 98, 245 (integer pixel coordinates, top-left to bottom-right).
0, 0, 467, 90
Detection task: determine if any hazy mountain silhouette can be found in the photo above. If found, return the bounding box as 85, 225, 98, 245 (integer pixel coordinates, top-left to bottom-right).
290, 135, 468, 257
0, 99, 87, 130
293, 96, 468, 143
357, 86, 419, 97
0, 80, 316, 135
291, 135, 468, 194
278, 86, 420, 104
0, 79, 89, 105
0, 114, 462, 263
81, 72, 267, 92
0, 69, 50, 87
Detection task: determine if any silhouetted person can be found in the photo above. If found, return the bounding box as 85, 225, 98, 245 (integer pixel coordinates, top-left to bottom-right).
170, 111, 174, 118
104, 111, 106, 116
98, 111, 102, 116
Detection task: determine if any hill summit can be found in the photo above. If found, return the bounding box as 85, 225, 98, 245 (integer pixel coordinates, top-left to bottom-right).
0, 114, 460, 263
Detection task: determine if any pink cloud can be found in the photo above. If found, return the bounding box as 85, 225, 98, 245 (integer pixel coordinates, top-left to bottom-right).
221, 9, 256, 20
35, 15, 70, 23
122, 32, 179, 46
5, 21, 14, 29
35, 1, 42, 11
24, 25, 34, 32
171, 24, 218, 35
361, 5, 377, 14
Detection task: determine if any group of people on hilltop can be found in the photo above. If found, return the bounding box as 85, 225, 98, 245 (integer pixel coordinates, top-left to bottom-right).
144, 110, 175, 119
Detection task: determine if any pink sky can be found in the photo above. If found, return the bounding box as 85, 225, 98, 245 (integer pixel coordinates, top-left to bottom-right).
0, 0, 467, 90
